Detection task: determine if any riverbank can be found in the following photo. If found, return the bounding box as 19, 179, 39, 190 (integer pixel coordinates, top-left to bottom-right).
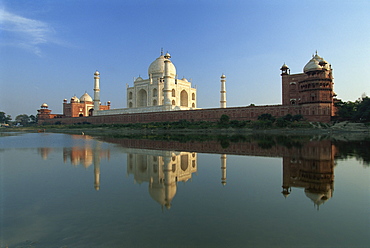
2, 121, 369, 141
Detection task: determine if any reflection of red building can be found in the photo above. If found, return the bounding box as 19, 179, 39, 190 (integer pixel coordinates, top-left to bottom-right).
282, 140, 335, 208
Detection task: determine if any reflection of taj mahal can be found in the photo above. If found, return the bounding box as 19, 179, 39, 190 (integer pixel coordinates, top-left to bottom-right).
44, 136, 336, 209
127, 150, 197, 209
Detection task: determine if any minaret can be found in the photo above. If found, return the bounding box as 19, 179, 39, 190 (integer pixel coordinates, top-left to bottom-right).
220, 74, 226, 108
163, 53, 172, 106
221, 154, 227, 186
93, 70, 100, 115
93, 143, 101, 191
163, 153, 173, 209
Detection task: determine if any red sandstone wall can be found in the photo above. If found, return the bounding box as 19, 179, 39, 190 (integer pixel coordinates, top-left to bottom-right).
39, 104, 331, 125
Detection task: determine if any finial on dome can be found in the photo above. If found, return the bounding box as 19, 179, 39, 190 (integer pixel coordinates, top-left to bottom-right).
161, 48, 164, 56
164, 52, 171, 59
94, 70, 100, 76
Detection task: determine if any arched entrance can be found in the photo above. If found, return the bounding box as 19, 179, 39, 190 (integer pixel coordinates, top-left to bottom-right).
137, 89, 147, 107
180, 90, 188, 107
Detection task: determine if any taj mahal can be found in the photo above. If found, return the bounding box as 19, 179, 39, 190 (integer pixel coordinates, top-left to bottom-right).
97, 51, 198, 116
37, 50, 337, 124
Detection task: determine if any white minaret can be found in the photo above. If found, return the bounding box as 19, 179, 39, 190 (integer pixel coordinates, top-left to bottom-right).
163, 53, 172, 106
220, 74, 226, 108
93, 70, 100, 114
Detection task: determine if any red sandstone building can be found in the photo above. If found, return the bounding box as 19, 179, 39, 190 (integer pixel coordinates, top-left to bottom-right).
37, 52, 338, 124
280, 52, 337, 121
37, 93, 110, 121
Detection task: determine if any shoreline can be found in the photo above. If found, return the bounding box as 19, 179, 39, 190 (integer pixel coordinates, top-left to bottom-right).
2, 122, 369, 141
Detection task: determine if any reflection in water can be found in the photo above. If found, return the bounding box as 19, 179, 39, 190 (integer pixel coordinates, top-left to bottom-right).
127, 150, 197, 209
34, 135, 340, 210
60, 135, 110, 190
100, 136, 338, 209
2, 133, 368, 247
282, 140, 335, 209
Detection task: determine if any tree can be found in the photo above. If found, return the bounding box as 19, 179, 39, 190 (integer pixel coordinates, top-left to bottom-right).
29, 115, 37, 124
258, 113, 276, 122
219, 114, 230, 126
15, 114, 30, 126
0, 112, 12, 124
354, 97, 370, 122
335, 100, 357, 121
335, 95, 370, 122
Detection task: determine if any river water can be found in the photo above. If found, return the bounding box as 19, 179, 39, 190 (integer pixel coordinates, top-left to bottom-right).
0, 132, 369, 248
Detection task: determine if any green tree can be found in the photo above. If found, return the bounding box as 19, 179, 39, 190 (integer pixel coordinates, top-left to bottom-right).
292, 114, 303, 122
219, 114, 230, 127
258, 113, 276, 123
335, 100, 357, 121
15, 114, 30, 126
335, 95, 370, 122
29, 115, 37, 123
0, 112, 12, 124
354, 97, 370, 122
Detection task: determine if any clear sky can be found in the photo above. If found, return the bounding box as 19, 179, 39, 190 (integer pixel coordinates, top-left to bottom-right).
1, 0, 369, 119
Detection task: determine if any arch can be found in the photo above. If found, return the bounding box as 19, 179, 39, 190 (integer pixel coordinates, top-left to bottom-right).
137, 155, 147, 173
181, 155, 189, 171
172, 89, 176, 97
172, 100, 176, 105
153, 99, 157, 106
128, 91, 133, 100
192, 103, 195, 108
88, 109, 94, 116
129, 102, 133, 108
137, 89, 147, 107
180, 90, 188, 107
152, 88, 157, 97
79, 113, 83, 117
192, 93, 195, 100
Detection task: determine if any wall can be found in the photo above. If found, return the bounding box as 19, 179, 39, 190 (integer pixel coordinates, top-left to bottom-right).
39, 103, 331, 125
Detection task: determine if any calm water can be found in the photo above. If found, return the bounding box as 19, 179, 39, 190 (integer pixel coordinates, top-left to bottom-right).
0, 132, 369, 248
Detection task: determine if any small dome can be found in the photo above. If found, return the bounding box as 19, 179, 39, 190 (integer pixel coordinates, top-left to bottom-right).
181, 77, 188, 82
148, 55, 176, 77
80, 92, 93, 102
221, 74, 226, 78
94, 70, 100, 76
303, 52, 330, 73
71, 96, 80, 103
41, 103, 48, 108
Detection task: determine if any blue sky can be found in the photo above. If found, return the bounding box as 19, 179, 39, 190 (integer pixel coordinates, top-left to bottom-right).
1, 0, 369, 119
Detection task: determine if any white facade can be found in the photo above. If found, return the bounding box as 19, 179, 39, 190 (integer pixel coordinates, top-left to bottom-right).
127, 53, 197, 109
95, 52, 198, 116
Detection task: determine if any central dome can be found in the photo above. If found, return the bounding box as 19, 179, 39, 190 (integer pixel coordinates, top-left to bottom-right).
148, 55, 176, 78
